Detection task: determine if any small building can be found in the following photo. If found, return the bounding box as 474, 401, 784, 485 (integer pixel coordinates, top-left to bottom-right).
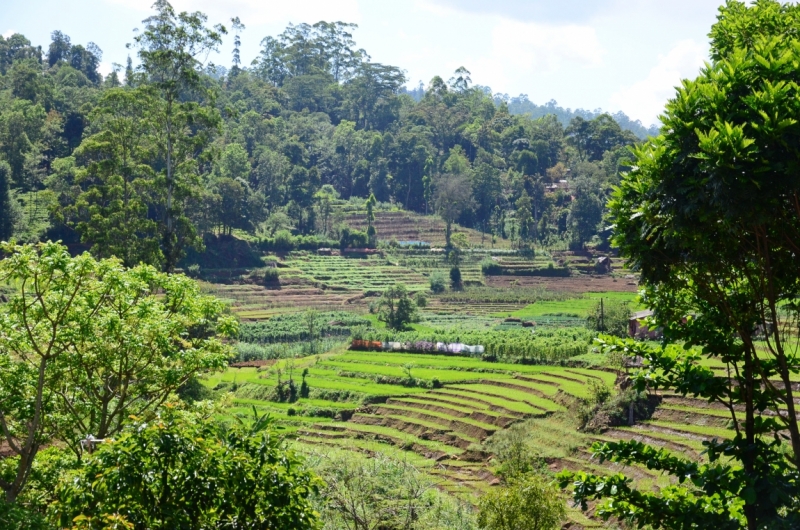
629, 309, 661, 339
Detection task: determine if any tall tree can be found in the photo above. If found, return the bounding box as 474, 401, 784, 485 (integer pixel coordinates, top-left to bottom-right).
63, 87, 162, 267
433, 172, 474, 248
132, 0, 226, 271
561, 2, 800, 528
0, 160, 15, 241
229, 16, 245, 76
568, 178, 602, 249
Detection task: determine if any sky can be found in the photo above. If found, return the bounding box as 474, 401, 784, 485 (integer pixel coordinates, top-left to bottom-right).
1, 0, 729, 126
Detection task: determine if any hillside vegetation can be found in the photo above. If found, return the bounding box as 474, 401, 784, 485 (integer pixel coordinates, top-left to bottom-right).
1, 1, 799, 529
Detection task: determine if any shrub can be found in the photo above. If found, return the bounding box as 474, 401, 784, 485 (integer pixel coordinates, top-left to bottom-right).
308, 449, 478, 530
480, 258, 501, 275
186, 264, 201, 278
586, 299, 631, 338
484, 423, 543, 480
339, 227, 370, 250
429, 272, 446, 294
478, 474, 565, 530
273, 229, 294, 250
450, 266, 462, 290
51, 409, 321, 530
414, 292, 428, 308
263, 267, 279, 284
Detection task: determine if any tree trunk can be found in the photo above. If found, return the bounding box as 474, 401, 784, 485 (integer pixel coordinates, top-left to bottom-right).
164, 99, 175, 272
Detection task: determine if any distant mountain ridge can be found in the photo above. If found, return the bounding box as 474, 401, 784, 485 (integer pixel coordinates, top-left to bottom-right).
401, 85, 660, 139
498, 95, 661, 139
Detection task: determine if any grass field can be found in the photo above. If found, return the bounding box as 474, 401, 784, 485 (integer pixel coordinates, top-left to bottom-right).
504, 291, 641, 319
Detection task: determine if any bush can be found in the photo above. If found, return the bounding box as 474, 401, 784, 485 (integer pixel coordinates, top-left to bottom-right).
186, 264, 201, 278
478, 474, 565, 530
51, 409, 321, 530
273, 229, 294, 250
586, 298, 631, 338
263, 267, 279, 284
255, 232, 337, 252
339, 227, 370, 250
429, 272, 446, 294
307, 449, 478, 530
414, 292, 428, 308
0, 502, 50, 530
450, 266, 462, 290
480, 258, 501, 275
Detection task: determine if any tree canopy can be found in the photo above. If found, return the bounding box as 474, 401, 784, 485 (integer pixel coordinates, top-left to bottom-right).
560, 1, 800, 528
0, 241, 235, 502
0, 1, 644, 257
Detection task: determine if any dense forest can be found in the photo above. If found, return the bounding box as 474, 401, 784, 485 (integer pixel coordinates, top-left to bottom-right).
0, 3, 643, 270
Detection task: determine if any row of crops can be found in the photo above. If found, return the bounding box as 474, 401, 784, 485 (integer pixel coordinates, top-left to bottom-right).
351, 326, 594, 362
239, 312, 373, 344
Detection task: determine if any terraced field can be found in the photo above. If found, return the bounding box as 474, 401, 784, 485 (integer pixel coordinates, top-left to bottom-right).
204, 344, 787, 528
200, 253, 432, 319
342, 209, 506, 248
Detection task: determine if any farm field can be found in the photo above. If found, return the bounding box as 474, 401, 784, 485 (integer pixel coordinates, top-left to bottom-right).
192, 214, 760, 528
192, 211, 633, 322
203, 338, 749, 527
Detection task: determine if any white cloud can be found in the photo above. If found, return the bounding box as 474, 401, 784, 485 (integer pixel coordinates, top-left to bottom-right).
104, 0, 361, 25
609, 39, 707, 125
98, 62, 115, 77
469, 18, 603, 91
3, 29, 16, 39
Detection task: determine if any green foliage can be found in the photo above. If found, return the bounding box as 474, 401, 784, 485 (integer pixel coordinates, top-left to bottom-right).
594, 2, 800, 527
338, 226, 370, 250
585, 297, 630, 337
60, 87, 163, 268
480, 258, 501, 275
484, 424, 544, 480
307, 449, 477, 530
131, 1, 226, 270
238, 311, 371, 344
434, 173, 475, 248
429, 271, 446, 293
0, 160, 16, 241
449, 266, 462, 289
51, 407, 322, 530
477, 474, 565, 530
357, 326, 592, 362
258, 231, 337, 252
0, 502, 50, 530
414, 291, 428, 308
0, 241, 235, 501
377, 283, 418, 331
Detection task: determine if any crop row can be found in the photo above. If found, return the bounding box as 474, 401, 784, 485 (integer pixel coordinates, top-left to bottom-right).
351, 326, 594, 362
239, 311, 372, 343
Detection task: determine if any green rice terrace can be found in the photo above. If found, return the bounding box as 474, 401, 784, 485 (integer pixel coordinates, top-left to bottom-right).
203, 336, 791, 527
188, 213, 799, 528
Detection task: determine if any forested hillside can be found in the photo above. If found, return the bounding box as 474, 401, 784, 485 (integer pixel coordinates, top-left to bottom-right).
0, 7, 641, 270
2, 1, 800, 529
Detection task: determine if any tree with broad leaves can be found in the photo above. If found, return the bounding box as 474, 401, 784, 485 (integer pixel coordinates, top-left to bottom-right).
559, 2, 800, 528
377, 284, 418, 331
51, 407, 322, 530
0, 242, 235, 503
